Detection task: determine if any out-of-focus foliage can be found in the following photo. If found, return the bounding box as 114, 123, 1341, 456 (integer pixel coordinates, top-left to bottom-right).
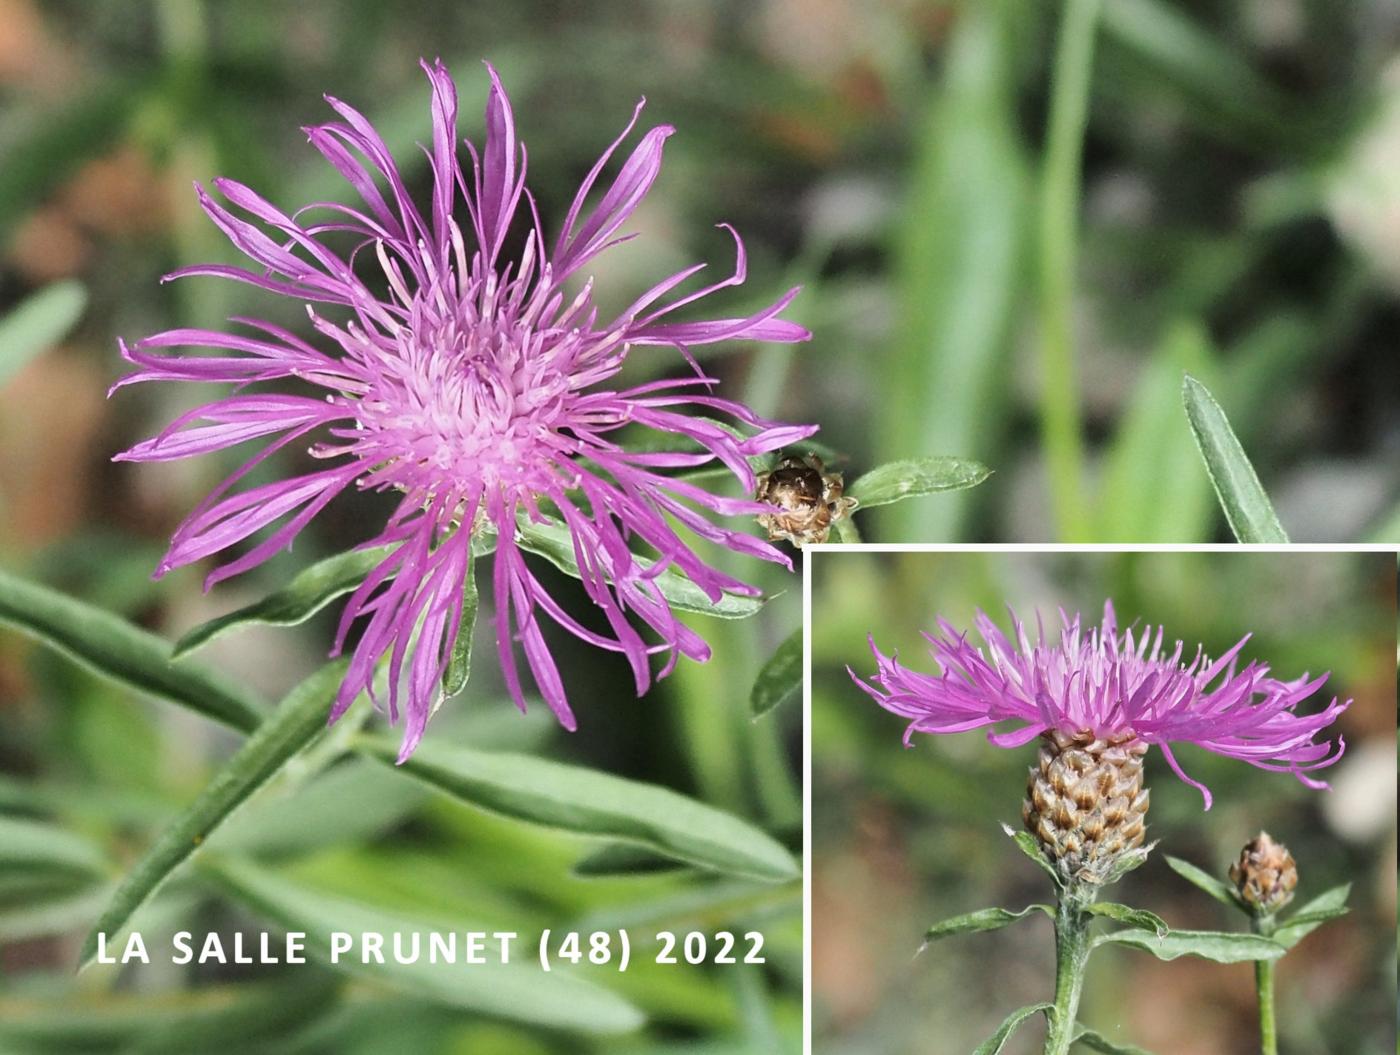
811, 550, 1396, 1054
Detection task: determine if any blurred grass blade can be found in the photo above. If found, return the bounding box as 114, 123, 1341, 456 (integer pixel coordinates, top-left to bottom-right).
973, 1003, 1052, 1055
0, 815, 108, 878
1097, 321, 1215, 541
0, 281, 87, 386
0, 884, 112, 943
847, 457, 991, 510
750, 629, 801, 719
1181, 375, 1289, 542
173, 545, 393, 658
516, 519, 764, 618
878, 0, 1028, 540
78, 662, 346, 968
366, 738, 800, 882
442, 552, 478, 698
205, 856, 645, 1034
0, 566, 263, 733
1094, 927, 1284, 962
571, 843, 693, 878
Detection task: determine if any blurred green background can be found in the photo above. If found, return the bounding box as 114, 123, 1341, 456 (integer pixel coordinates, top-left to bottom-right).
811, 549, 1396, 1053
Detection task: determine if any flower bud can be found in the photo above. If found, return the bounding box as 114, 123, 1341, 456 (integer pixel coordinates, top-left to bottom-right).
1229, 831, 1298, 913
755, 453, 855, 546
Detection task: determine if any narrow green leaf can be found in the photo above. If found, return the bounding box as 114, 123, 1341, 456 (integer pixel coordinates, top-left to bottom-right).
847, 457, 991, 510
1086, 902, 1168, 937
205, 857, 644, 1034
750, 629, 801, 719
0, 566, 262, 733
1095, 927, 1284, 963
0, 815, 108, 877
516, 519, 764, 618
1002, 823, 1061, 886
1164, 854, 1243, 910
1097, 320, 1215, 541
0, 883, 111, 943
1273, 883, 1351, 949
1073, 1024, 1155, 1054
442, 551, 478, 698
78, 662, 346, 968
922, 904, 1053, 947
0, 281, 87, 386
973, 1003, 1052, 1055
1181, 374, 1289, 542
172, 545, 393, 658
365, 737, 800, 883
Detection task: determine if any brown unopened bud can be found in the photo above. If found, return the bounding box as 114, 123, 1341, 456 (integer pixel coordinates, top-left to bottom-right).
755, 453, 855, 546
1023, 729, 1150, 885
1229, 832, 1298, 913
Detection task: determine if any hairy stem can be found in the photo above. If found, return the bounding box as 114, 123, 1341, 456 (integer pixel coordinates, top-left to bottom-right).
1253, 914, 1278, 1055
1037, 0, 1102, 542
1044, 890, 1091, 1055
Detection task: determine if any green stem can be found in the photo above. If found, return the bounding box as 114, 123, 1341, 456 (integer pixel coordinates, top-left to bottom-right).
833, 516, 863, 544
1037, 0, 1102, 543
1253, 914, 1278, 1055
1044, 891, 1091, 1055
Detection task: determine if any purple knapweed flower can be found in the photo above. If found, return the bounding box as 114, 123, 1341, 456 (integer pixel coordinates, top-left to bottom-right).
851, 601, 1349, 807
114, 59, 815, 759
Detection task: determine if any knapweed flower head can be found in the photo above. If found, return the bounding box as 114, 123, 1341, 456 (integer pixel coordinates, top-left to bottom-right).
851, 601, 1349, 808
114, 60, 815, 759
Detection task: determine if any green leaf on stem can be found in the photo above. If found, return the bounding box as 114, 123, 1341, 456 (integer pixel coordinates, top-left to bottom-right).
1001, 823, 1061, 886
1086, 902, 1168, 937
1272, 883, 1351, 949
750, 629, 801, 719
203, 857, 644, 1035
1094, 927, 1284, 963
78, 662, 347, 969
0, 281, 87, 386
921, 904, 1053, 949
441, 553, 479, 699
1073, 1023, 1155, 1054
1164, 854, 1244, 910
172, 546, 393, 658
0, 566, 262, 734
516, 519, 764, 618
1181, 374, 1289, 542
0, 815, 108, 879
571, 843, 694, 879
362, 737, 799, 883
846, 457, 991, 510
972, 1003, 1053, 1055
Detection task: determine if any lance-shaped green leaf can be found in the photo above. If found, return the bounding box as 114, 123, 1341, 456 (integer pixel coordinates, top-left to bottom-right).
204, 857, 644, 1034
1001, 823, 1061, 886
750, 629, 801, 719
516, 518, 764, 618
441, 552, 479, 698
921, 904, 1053, 949
571, 843, 695, 878
363, 737, 799, 883
1182, 374, 1289, 542
0, 815, 109, 878
1073, 1024, 1155, 1054
1094, 927, 1284, 963
1272, 883, 1351, 949
172, 545, 394, 658
0, 566, 262, 733
1164, 854, 1244, 910
0, 280, 87, 386
78, 662, 346, 968
973, 1003, 1053, 1055
1086, 902, 1168, 937
847, 457, 991, 510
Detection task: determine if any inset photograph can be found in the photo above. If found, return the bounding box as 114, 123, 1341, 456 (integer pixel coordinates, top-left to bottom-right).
809, 549, 1395, 1054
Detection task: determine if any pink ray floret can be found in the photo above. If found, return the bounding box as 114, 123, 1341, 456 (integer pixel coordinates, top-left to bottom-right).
850, 601, 1349, 807
114, 60, 815, 759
